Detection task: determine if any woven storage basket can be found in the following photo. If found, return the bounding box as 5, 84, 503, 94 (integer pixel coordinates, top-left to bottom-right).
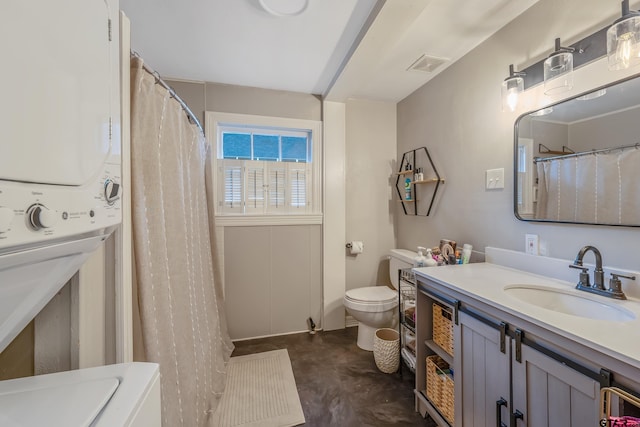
373, 328, 400, 374
426, 355, 455, 424
433, 303, 454, 356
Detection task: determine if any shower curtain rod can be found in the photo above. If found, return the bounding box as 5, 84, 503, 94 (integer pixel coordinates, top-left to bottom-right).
131, 51, 204, 133
534, 142, 640, 163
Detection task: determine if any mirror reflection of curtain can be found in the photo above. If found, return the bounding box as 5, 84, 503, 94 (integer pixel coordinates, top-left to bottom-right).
130, 57, 234, 426
536, 148, 640, 224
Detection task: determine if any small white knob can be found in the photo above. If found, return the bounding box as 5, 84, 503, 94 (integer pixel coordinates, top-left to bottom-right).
0, 207, 13, 233
27, 204, 57, 230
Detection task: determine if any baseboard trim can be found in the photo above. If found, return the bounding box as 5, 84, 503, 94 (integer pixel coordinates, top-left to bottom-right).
231, 328, 324, 343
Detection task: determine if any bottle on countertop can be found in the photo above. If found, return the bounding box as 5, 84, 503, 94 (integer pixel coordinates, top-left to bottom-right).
462, 244, 473, 264
423, 248, 438, 267
414, 247, 428, 267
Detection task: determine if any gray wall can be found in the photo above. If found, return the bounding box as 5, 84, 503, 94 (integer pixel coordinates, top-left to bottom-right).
569, 106, 640, 151
223, 225, 322, 340
166, 80, 322, 125
345, 99, 397, 291
529, 105, 640, 154
168, 80, 324, 339
397, 0, 640, 271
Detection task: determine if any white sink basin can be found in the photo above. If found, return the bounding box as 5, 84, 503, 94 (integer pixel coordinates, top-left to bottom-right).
504, 285, 637, 322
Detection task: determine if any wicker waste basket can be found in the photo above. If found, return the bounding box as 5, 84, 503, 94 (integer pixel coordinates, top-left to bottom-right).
373, 328, 400, 374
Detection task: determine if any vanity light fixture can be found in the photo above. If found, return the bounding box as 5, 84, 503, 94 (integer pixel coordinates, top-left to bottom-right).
607, 0, 640, 70
502, 5, 640, 103
501, 64, 525, 112
544, 38, 575, 95
577, 89, 607, 101
530, 107, 553, 116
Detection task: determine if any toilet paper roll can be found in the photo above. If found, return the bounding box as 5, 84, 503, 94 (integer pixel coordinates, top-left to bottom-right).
349, 241, 364, 255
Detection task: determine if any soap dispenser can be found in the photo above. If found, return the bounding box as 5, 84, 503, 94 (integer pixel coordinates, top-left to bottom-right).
414, 247, 428, 267
423, 248, 437, 267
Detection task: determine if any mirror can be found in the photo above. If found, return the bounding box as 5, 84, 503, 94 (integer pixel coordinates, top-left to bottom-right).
514, 75, 640, 226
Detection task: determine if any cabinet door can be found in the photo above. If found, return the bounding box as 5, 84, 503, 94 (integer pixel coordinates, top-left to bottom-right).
511, 342, 599, 427
455, 312, 511, 427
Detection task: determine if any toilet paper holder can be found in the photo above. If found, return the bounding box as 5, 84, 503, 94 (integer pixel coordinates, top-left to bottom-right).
346, 241, 364, 255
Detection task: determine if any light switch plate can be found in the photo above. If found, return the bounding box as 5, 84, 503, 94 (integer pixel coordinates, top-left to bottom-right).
486, 168, 505, 189
525, 234, 539, 255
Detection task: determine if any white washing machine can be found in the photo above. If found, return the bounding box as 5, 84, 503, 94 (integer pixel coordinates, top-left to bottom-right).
0, 0, 162, 425
0, 362, 160, 427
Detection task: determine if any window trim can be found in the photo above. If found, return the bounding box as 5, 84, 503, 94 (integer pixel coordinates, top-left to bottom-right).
517, 137, 535, 217
206, 111, 322, 221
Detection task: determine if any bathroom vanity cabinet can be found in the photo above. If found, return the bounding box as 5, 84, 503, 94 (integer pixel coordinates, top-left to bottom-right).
413, 262, 640, 427
455, 309, 599, 426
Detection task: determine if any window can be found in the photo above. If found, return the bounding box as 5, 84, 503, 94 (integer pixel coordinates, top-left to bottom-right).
206, 112, 322, 222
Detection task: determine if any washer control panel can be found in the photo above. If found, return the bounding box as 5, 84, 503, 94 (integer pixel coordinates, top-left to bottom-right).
0, 162, 122, 251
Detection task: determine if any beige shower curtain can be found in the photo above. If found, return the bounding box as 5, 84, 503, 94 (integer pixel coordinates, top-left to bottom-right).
536, 148, 640, 224
130, 57, 234, 426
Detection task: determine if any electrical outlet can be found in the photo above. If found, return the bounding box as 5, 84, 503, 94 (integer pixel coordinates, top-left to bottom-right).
525, 234, 539, 255
486, 168, 505, 189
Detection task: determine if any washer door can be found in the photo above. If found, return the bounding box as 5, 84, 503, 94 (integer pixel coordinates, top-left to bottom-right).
0, 0, 111, 186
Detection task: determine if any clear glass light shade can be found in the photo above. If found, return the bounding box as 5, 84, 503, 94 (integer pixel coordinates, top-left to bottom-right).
607, 16, 640, 70
530, 107, 553, 117
501, 76, 524, 112
544, 52, 573, 95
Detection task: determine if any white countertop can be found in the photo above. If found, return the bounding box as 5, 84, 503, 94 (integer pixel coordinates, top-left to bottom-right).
413, 260, 640, 369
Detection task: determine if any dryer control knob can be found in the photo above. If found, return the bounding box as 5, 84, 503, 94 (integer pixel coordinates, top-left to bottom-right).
27, 204, 57, 230
0, 207, 14, 233
104, 179, 120, 205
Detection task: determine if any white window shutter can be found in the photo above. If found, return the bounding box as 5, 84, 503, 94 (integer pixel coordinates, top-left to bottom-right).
288, 163, 311, 213
245, 161, 266, 213
267, 164, 287, 213
219, 159, 244, 214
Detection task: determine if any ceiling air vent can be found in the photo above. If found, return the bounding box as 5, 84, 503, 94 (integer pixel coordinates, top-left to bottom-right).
407, 54, 448, 73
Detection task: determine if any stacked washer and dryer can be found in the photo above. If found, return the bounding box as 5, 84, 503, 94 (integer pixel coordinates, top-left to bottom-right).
0, 0, 160, 425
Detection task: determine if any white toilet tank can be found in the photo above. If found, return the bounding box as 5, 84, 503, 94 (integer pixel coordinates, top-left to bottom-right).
389, 249, 417, 289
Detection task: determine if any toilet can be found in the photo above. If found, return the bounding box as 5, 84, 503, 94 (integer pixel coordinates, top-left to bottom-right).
344, 249, 417, 350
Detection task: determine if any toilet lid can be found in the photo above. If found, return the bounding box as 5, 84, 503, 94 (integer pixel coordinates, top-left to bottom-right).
345, 286, 396, 303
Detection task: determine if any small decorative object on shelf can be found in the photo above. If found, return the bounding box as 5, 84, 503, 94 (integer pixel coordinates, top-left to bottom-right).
395, 147, 444, 215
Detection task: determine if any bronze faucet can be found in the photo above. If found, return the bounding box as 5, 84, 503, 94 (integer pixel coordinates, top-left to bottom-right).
569, 245, 635, 300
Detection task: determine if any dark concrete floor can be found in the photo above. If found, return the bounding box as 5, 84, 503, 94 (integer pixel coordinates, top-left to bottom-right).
232, 327, 437, 427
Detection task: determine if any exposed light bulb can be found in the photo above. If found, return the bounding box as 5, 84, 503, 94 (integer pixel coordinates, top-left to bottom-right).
607, 0, 640, 70
501, 64, 525, 112
506, 87, 519, 112
618, 32, 636, 68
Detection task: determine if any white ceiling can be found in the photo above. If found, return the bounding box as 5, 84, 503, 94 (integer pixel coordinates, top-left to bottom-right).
121, 0, 539, 102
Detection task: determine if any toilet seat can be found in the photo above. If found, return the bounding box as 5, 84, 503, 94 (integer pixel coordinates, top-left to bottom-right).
344, 286, 397, 312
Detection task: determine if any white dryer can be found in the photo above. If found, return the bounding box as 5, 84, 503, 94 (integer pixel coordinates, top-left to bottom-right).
0, 0, 162, 425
